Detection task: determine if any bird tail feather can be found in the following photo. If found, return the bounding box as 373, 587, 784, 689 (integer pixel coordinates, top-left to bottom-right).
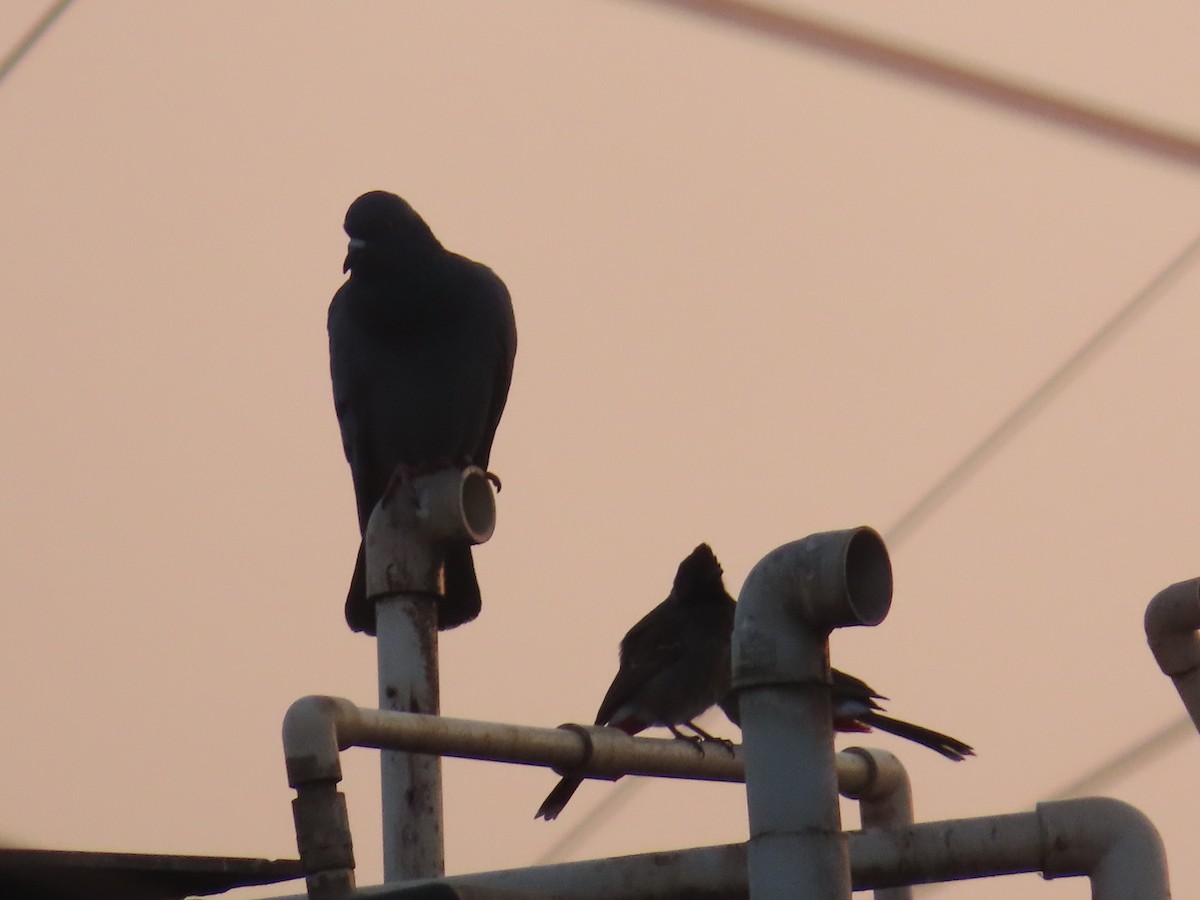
344, 541, 482, 634
859, 711, 974, 761
344, 542, 375, 634
535, 775, 584, 821
439, 543, 482, 629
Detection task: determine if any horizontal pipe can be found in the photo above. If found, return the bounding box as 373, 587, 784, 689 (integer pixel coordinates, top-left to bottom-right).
354, 708, 744, 781
266, 798, 1163, 900
268, 799, 1170, 899
270, 828, 1038, 900
284, 696, 901, 791
851, 811, 1043, 888
731, 528, 892, 900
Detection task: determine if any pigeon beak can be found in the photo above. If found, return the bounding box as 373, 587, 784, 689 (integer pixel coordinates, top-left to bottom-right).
343, 238, 367, 272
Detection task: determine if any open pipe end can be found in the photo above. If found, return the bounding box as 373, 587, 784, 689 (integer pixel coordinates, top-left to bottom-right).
364, 467, 498, 595
841, 527, 892, 627
733, 528, 892, 687
407, 466, 496, 545
457, 467, 497, 544
367, 466, 497, 548
779, 526, 892, 629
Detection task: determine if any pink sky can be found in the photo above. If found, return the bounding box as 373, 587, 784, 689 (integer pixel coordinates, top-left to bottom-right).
2, 3, 1199, 899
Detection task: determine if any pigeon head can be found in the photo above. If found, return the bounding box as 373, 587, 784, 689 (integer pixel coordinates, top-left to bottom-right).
672, 543, 727, 603
342, 190, 439, 273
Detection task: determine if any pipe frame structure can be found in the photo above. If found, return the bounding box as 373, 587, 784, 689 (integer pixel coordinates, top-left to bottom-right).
281, 699, 910, 898
283, 529, 1173, 900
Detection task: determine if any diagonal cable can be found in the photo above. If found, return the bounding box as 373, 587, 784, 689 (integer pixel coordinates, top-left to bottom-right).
535, 777, 640, 864
0, 0, 74, 87
1046, 715, 1194, 800
886, 229, 1200, 544
535, 231, 1200, 864
625, 0, 1200, 171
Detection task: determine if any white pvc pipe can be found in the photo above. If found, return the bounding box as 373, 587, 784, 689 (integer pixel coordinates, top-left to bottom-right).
1144, 577, 1200, 732
840, 747, 913, 900
731, 528, 892, 900
281, 696, 357, 900
1038, 797, 1169, 900
279, 698, 1169, 900
281, 697, 904, 787
363, 466, 495, 883
280, 697, 907, 895
265, 797, 1168, 900
375, 597, 443, 882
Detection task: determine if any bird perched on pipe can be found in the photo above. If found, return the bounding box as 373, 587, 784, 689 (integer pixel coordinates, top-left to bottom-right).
329, 190, 517, 634
719, 670, 974, 761
535, 543, 737, 821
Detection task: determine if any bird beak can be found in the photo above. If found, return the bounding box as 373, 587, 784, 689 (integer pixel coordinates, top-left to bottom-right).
343, 238, 367, 272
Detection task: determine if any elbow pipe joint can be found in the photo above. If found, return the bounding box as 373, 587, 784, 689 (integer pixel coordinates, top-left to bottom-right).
1037, 797, 1169, 900
839, 747, 913, 821
282, 695, 362, 786
732, 527, 892, 689
283, 697, 362, 895
1144, 577, 1200, 677
364, 466, 496, 596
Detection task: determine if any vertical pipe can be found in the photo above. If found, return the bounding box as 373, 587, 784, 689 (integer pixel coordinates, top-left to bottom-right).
291, 782, 357, 900
732, 528, 892, 900
740, 679, 848, 900
842, 747, 914, 900
282, 696, 361, 900
377, 595, 444, 880
364, 468, 493, 882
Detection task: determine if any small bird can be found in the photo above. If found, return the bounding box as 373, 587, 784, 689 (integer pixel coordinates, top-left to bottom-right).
719, 670, 974, 761
329, 191, 517, 634
535, 544, 736, 821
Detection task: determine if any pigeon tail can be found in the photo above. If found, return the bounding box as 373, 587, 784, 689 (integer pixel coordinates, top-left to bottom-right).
439, 542, 482, 629
343, 540, 481, 634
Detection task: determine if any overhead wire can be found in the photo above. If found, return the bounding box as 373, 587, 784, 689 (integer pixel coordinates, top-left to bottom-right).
1046, 715, 1195, 801
885, 229, 1200, 544
0, 0, 74, 88
626, 0, 1200, 171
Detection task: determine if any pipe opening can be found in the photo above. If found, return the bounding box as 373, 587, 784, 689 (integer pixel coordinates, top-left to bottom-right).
460, 469, 497, 544
844, 528, 892, 626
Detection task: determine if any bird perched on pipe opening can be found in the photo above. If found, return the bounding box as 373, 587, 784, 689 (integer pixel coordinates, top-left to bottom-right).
719, 670, 974, 761
329, 190, 517, 634
535, 543, 736, 821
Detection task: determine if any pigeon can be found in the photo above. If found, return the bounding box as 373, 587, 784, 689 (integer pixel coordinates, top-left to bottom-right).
329, 190, 516, 633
